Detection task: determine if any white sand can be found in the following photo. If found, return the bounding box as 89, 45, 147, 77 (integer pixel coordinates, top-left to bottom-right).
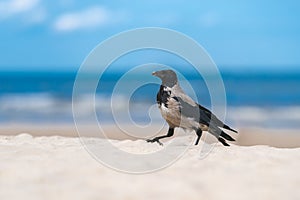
0, 134, 299, 200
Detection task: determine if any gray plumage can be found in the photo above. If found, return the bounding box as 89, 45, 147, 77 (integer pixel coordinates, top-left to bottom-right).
147, 69, 238, 146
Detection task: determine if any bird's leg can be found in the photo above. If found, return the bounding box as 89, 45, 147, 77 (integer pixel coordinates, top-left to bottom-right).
146, 128, 174, 146
194, 129, 203, 145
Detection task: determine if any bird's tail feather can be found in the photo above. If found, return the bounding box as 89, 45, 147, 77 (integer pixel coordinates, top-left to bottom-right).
223, 124, 238, 133
220, 131, 235, 141
218, 137, 230, 146
209, 126, 235, 143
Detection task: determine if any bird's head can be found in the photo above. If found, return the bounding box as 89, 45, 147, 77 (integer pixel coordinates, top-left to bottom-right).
152, 69, 178, 87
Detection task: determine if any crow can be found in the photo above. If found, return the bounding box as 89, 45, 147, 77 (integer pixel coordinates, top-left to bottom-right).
147, 69, 238, 146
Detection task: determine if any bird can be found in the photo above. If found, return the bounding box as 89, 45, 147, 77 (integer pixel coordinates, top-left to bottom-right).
146, 69, 238, 146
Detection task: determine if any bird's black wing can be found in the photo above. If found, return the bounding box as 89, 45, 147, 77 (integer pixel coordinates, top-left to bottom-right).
173, 96, 237, 133
197, 104, 238, 133
172, 96, 211, 126
173, 96, 236, 142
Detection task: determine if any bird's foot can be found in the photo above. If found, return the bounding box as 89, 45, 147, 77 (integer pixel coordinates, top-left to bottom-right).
146, 138, 163, 146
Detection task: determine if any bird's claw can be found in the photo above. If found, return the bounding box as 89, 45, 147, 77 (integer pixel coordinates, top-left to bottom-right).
146, 138, 163, 146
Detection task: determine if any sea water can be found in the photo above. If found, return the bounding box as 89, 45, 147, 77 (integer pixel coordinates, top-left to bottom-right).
0, 70, 300, 129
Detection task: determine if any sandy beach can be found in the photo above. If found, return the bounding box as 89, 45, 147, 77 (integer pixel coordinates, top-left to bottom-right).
2, 0, 300, 199
0, 124, 299, 200
1, 124, 300, 147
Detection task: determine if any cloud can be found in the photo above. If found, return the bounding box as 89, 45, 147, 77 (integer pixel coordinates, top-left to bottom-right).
0, 0, 40, 18
0, 0, 46, 25
53, 6, 110, 32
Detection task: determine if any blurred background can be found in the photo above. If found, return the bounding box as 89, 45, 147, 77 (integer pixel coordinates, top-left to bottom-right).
0, 0, 300, 131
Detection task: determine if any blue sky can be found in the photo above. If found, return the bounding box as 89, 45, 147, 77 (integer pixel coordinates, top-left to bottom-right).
0, 0, 300, 71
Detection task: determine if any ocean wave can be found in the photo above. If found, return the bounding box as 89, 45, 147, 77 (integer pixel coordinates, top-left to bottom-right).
1, 93, 300, 129
227, 106, 300, 129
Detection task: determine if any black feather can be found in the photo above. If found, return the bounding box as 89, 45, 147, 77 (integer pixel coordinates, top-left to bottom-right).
172, 96, 210, 126
220, 131, 235, 141
223, 124, 238, 133
157, 85, 171, 108
198, 104, 238, 133
218, 137, 230, 146
174, 96, 236, 142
